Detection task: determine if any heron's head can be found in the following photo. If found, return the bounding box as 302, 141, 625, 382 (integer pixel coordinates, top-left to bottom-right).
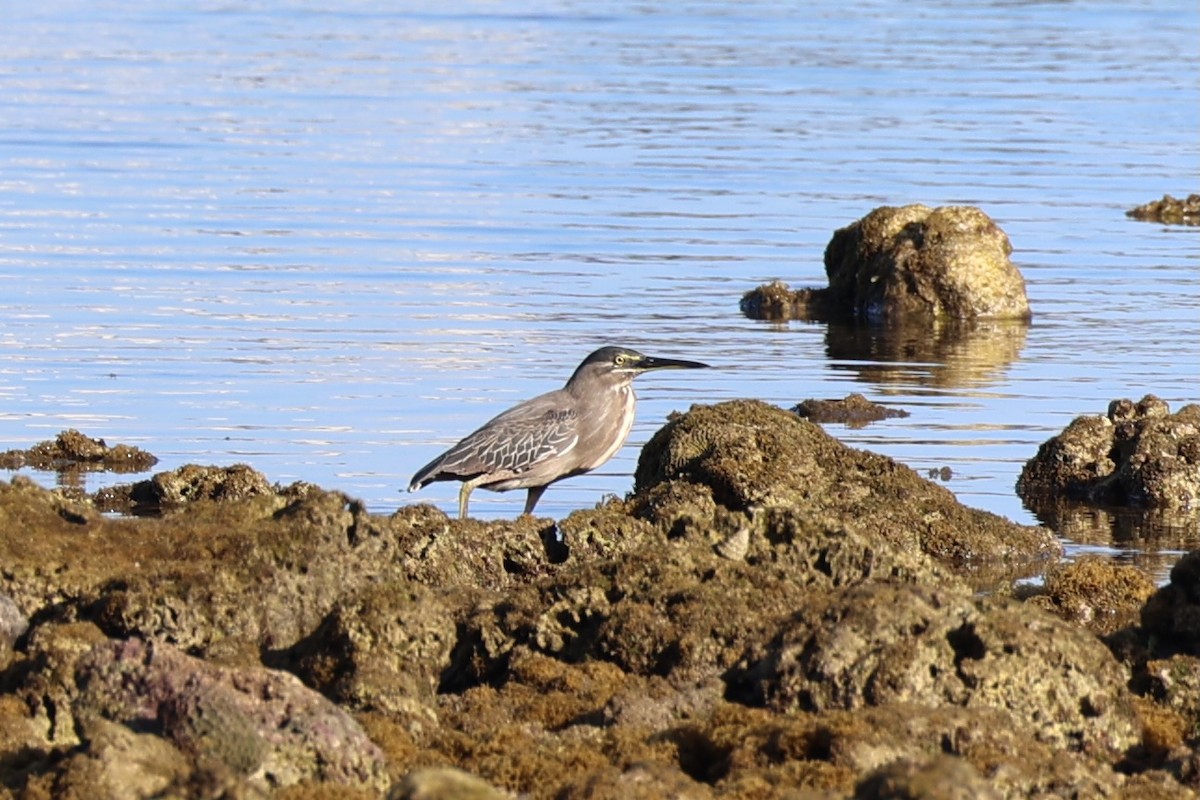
568, 346, 709, 388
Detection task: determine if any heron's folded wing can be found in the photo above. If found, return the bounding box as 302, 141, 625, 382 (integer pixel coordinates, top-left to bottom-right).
436, 406, 579, 477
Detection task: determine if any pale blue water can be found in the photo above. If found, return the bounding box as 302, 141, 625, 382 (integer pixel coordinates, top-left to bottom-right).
1, 1, 1197, 578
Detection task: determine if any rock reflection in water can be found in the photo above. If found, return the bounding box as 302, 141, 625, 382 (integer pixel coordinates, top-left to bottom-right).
823, 318, 1030, 390
1023, 497, 1199, 582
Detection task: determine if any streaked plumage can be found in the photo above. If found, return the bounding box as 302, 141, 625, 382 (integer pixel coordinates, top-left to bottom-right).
408, 345, 708, 518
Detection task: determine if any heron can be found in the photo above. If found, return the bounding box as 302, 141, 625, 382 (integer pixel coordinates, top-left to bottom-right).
407, 345, 709, 518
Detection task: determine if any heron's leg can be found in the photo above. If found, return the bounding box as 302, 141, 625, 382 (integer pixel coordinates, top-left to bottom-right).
459, 476, 488, 519
523, 485, 548, 515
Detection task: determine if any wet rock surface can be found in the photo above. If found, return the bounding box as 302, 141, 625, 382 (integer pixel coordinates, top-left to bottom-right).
1126, 193, 1200, 225
739, 279, 839, 322
1018, 395, 1200, 510
792, 392, 909, 426
742, 204, 1031, 323
0, 409, 1196, 798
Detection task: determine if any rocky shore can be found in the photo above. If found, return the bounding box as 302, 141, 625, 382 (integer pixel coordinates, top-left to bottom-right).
1, 400, 1197, 799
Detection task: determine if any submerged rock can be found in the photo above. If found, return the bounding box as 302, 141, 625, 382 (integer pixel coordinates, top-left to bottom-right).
1018, 396, 1200, 510
792, 392, 909, 426
739, 279, 839, 322
1126, 193, 1200, 225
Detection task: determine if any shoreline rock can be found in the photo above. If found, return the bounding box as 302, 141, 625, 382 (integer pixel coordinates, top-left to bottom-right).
0, 409, 1194, 798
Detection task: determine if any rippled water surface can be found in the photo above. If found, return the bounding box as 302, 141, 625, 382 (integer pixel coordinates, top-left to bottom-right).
1, 1, 1197, 579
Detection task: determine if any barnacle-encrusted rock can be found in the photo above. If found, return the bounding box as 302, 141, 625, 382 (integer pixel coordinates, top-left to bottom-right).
1018, 396, 1200, 509
0, 429, 158, 473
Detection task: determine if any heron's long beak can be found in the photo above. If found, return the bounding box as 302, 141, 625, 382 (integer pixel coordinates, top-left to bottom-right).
639, 355, 710, 371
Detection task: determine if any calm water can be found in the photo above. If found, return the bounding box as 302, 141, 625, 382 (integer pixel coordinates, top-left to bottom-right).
1, 1, 1197, 580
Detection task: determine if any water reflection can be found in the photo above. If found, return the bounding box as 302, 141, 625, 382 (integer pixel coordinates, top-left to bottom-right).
1026, 497, 1200, 581
824, 319, 1030, 390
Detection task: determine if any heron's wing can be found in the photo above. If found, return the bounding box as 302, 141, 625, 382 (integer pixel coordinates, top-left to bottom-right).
409, 393, 579, 489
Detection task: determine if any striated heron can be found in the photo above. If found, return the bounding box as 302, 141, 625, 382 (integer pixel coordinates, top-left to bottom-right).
407, 345, 709, 518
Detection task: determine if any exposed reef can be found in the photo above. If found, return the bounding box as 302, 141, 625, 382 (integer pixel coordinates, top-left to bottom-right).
0, 409, 1194, 798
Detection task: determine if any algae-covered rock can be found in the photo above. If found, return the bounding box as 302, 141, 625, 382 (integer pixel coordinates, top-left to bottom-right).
1018, 396, 1200, 510
1127, 193, 1200, 225
96, 463, 278, 513
280, 580, 457, 715
825, 204, 1030, 322
1028, 557, 1157, 636
443, 507, 957, 696
1138, 655, 1200, 736
741, 205, 1031, 324
3, 434, 1196, 797
671, 701, 1151, 799
730, 581, 1139, 755
0, 429, 158, 473
634, 399, 1058, 575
